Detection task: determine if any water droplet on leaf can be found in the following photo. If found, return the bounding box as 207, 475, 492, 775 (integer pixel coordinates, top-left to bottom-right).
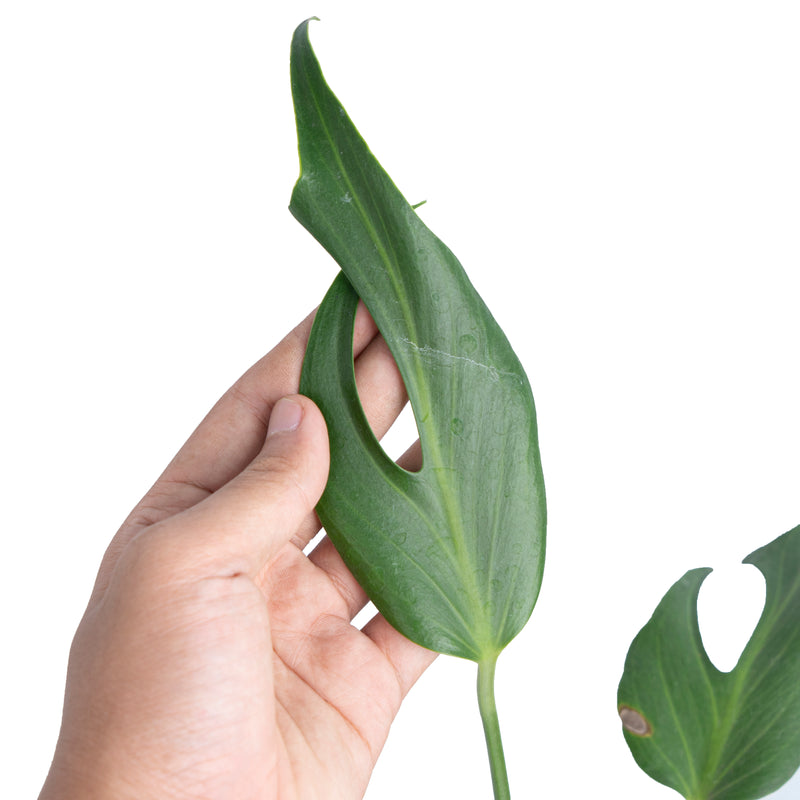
459, 333, 478, 354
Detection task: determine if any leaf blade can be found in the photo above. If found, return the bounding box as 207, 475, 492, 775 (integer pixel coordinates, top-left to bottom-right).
618, 525, 800, 800
291, 19, 546, 661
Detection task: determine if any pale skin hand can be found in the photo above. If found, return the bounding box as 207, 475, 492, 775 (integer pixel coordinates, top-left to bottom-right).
40, 305, 435, 800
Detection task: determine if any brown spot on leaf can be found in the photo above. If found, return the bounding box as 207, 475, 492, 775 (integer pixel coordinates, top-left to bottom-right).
619, 705, 652, 737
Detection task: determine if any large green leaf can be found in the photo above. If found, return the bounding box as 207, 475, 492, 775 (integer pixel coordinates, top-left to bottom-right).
618, 525, 800, 800
291, 18, 545, 665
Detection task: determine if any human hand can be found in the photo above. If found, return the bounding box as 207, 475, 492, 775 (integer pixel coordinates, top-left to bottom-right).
39, 305, 435, 800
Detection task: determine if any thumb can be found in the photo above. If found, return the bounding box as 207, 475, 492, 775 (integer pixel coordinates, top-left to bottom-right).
163, 395, 330, 577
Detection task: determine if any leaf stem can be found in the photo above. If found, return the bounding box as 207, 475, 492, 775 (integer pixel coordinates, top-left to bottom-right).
477, 656, 511, 800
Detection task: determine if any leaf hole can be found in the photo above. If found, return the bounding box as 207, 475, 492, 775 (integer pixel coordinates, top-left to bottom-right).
374, 400, 423, 472
697, 561, 766, 673
351, 301, 422, 473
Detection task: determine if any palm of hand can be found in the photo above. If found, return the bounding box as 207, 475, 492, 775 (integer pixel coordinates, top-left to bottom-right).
114, 544, 415, 800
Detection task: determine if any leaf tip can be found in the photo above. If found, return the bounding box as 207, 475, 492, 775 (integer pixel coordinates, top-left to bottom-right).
291, 17, 321, 56
619, 705, 652, 737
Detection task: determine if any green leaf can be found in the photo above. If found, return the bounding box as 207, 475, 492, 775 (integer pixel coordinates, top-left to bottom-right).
289, 22, 546, 796
291, 18, 545, 664
618, 525, 800, 800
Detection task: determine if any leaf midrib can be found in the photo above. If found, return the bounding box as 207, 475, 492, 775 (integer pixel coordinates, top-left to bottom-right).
297, 44, 491, 649
700, 564, 800, 796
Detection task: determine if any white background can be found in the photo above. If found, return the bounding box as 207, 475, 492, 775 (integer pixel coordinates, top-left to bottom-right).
2, 1, 799, 798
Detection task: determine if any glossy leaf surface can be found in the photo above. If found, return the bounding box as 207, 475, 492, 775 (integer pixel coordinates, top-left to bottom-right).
291, 19, 546, 661
618, 525, 800, 799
